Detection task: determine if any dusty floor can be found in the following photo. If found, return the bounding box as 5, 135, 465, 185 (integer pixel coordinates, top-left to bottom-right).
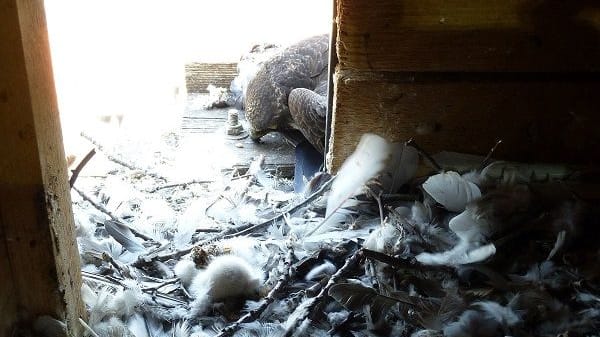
70, 92, 296, 233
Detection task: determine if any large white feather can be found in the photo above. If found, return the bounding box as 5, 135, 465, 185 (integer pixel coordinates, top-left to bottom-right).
448, 208, 491, 243
327, 134, 392, 217
423, 171, 481, 212
309, 134, 392, 235
416, 241, 496, 266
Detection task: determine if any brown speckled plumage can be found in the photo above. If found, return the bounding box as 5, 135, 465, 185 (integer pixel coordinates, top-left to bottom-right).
244, 34, 329, 153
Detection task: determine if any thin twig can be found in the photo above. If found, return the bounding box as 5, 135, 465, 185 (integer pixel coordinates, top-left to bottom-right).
81, 271, 188, 305
69, 148, 96, 187
133, 177, 335, 267
362, 248, 453, 273
147, 179, 213, 193
73, 185, 120, 221
102, 252, 130, 278
73, 186, 156, 242
367, 186, 385, 226
80, 131, 168, 181
479, 139, 503, 171
283, 247, 364, 337
222, 176, 335, 239
362, 248, 418, 269
406, 139, 442, 172
141, 277, 180, 292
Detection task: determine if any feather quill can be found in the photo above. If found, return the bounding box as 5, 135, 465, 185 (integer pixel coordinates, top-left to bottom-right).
379, 142, 419, 193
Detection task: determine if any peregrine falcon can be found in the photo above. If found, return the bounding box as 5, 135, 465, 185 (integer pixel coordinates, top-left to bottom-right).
244, 34, 329, 153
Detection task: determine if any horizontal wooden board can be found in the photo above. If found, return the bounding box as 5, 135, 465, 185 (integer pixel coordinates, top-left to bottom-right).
185, 62, 238, 93
328, 69, 600, 170
336, 0, 600, 72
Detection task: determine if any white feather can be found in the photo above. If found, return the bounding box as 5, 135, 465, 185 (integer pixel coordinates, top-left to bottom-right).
172, 320, 192, 337
423, 171, 481, 212
92, 316, 133, 337
309, 134, 392, 235
111, 280, 150, 317
416, 242, 496, 266
448, 209, 491, 243
363, 221, 402, 254
473, 301, 521, 327
411, 201, 433, 224
138, 197, 176, 237
443, 309, 496, 337
126, 313, 149, 337
305, 260, 337, 281
173, 212, 199, 250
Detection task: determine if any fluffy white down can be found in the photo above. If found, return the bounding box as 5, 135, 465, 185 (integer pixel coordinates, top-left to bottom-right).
190, 255, 263, 301
174, 259, 198, 289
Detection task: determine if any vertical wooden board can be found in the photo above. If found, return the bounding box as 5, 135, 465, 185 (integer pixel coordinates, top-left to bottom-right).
336, 0, 600, 72
328, 70, 600, 171
0, 0, 84, 335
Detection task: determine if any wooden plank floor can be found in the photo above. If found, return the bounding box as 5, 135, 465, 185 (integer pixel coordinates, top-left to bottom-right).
181, 94, 295, 175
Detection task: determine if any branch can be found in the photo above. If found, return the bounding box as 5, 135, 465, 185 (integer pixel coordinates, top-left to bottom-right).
73, 185, 120, 221
147, 179, 214, 193
72, 186, 157, 242
362, 248, 453, 273
223, 176, 334, 239
406, 139, 442, 172
69, 148, 96, 187
80, 131, 168, 181
283, 247, 364, 337
132, 177, 335, 268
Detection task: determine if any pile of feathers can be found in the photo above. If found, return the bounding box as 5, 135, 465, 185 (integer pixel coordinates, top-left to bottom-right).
58, 133, 599, 337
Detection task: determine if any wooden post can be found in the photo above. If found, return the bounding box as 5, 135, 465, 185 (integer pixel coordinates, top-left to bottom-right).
0, 0, 84, 335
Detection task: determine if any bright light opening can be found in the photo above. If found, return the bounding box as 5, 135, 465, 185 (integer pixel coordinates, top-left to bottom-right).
45, 0, 332, 178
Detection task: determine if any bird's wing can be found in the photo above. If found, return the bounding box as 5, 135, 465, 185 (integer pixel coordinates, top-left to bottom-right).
288, 87, 327, 153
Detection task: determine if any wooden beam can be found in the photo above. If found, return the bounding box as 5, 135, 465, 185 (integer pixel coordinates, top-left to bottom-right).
329, 69, 600, 170
328, 0, 600, 172
336, 0, 600, 72
0, 0, 84, 335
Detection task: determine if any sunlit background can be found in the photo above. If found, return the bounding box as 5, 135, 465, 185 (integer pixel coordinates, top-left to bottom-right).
44, 0, 331, 167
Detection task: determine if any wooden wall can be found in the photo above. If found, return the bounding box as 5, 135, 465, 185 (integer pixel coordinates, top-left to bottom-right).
0, 0, 84, 335
185, 62, 238, 93
328, 0, 600, 171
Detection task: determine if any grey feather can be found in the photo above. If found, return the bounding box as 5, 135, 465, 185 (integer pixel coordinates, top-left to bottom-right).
104, 220, 147, 253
